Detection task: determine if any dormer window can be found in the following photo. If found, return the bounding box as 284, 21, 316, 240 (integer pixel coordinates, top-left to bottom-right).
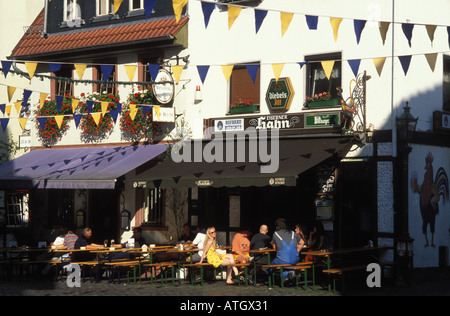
130, 0, 144, 11
64, 0, 81, 21
97, 0, 114, 16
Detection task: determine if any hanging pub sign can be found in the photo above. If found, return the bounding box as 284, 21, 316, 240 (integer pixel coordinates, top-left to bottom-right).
265, 77, 295, 111
152, 69, 175, 105
433, 111, 450, 133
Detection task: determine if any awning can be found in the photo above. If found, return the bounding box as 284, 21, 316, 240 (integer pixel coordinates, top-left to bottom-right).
0, 144, 168, 189
132, 136, 355, 188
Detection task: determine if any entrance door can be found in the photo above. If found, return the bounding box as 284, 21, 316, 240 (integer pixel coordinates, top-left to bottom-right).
89, 190, 119, 244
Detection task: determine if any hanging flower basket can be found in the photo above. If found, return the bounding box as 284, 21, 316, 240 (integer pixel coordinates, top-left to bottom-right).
79, 93, 120, 143
120, 87, 162, 141
34, 96, 72, 147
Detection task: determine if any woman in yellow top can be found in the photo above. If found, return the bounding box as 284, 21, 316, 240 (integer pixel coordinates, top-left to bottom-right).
197, 227, 238, 285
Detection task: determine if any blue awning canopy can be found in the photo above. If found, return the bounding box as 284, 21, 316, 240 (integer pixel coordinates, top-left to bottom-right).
0, 144, 168, 189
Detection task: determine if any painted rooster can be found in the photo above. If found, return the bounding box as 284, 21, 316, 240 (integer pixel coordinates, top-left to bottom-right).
412, 153, 449, 248
337, 87, 357, 132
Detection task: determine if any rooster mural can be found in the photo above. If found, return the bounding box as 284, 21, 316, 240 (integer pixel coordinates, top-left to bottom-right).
412, 152, 449, 248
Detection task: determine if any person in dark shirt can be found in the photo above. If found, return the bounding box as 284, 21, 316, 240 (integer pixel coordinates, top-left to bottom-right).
72, 227, 104, 262
250, 225, 272, 250
178, 223, 197, 242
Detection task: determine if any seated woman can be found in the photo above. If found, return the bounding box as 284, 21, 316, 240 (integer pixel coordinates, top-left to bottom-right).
197, 227, 239, 285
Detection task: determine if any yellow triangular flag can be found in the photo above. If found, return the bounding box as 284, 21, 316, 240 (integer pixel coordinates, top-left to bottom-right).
228, 5, 242, 30
173, 0, 188, 23
272, 64, 285, 82
18, 117, 28, 131
330, 17, 343, 42
39, 93, 48, 108
14, 102, 21, 116
7, 86, 16, 103
114, 0, 124, 13
221, 65, 234, 82
25, 62, 38, 80
321, 61, 335, 80
124, 65, 137, 82
373, 57, 386, 76
426, 25, 437, 45
379, 22, 390, 45
171, 65, 184, 84
74, 64, 87, 80
129, 104, 138, 121
72, 98, 79, 113
281, 12, 294, 37
5, 105, 11, 117
425, 53, 438, 72
55, 115, 64, 129
154, 105, 160, 120
101, 101, 109, 115
91, 113, 102, 126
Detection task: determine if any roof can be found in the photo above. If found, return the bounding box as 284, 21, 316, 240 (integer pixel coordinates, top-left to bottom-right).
10, 9, 189, 59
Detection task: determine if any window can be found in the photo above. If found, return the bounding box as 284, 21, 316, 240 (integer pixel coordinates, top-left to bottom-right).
97, 0, 114, 16
305, 53, 342, 101
229, 63, 260, 113
94, 62, 117, 95
136, 188, 165, 227
130, 0, 144, 10
64, 0, 81, 21
6, 193, 29, 228
53, 65, 74, 97
444, 56, 450, 111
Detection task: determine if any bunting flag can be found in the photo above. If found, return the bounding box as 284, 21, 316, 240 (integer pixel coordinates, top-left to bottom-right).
55, 95, 64, 113
124, 65, 137, 82
373, 57, 386, 76
72, 98, 79, 112
1, 61, 12, 77
321, 61, 335, 80
305, 15, 318, 30
330, 17, 343, 42
197, 65, 210, 84
425, 53, 438, 72
37, 117, 47, 130
74, 64, 87, 80
173, 0, 188, 23
110, 110, 119, 123
426, 24, 437, 45
201, 1, 215, 28
100, 65, 114, 83
272, 63, 285, 81
86, 100, 95, 115
255, 9, 268, 34
0, 118, 9, 132
153, 105, 160, 120
129, 104, 138, 121
144, 0, 157, 19
101, 102, 109, 115
228, 5, 242, 30
25, 62, 38, 80
5, 106, 11, 117
22, 89, 32, 106
281, 12, 294, 37
39, 93, 48, 108
14, 102, 21, 116
402, 23, 414, 47
73, 114, 82, 128
55, 115, 64, 129
7, 86, 16, 103
348, 59, 361, 77
379, 22, 390, 45
0, 104, 5, 115
246, 64, 260, 84
399, 55, 412, 75
221, 65, 234, 82
354, 20, 367, 44
49, 63, 62, 73
171, 65, 184, 84
114, 0, 124, 13
91, 113, 102, 126
298, 62, 308, 69
148, 64, 160, 81
18, 118, 27, 131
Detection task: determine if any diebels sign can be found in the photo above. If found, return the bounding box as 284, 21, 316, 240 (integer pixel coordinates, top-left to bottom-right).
266, 77, 295, 111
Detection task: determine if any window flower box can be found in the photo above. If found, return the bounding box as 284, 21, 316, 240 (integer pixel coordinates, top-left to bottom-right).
305, 92, 339, 108
230, 99, 259, 114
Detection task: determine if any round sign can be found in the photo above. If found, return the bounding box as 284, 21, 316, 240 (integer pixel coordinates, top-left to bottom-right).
152, 69, 175, 105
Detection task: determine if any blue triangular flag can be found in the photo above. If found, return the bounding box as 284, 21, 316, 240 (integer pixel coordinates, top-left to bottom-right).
255, 9, 268, 34
49, 63, 62, 73
305, 15, 318, 30
399, 55, 412, 75
144, 0, 157, 19
201, 1, 215, 28
0, 104, 5, 115
298, 62, 308, 69
348, 59, 361, 77
1, 61, 12, 77
55, 95, 64, 113
110, 110, 119, 123
73, 114, 82, 128
116, 102, 123, 114
100, 65, 114, 83
197, 65, 210, 84
354, 20, 366, 44
142, 105, 152, 117
246, 64, 260, 84
22, 89, 33, 106
86, 100, 95, 115
37, 117, 47, 130
0, 118, 9, 132
402, 23, 414, 47
148, 64, 160, 81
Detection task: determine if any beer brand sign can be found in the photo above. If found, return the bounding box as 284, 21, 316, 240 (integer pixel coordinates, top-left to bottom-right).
265, 77, 295, 111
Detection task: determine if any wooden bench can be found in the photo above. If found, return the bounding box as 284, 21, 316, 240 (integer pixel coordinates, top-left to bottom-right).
234, 263, 251, 287
142, 261, 179, 285
182, 263, 215, 286
104, 260, 141, 284
284, 264, 313, 290
261, 262, 314, 289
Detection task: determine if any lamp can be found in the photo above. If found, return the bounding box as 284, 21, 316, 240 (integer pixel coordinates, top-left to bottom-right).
396, 102, 418, 141
194, 85, 203, 103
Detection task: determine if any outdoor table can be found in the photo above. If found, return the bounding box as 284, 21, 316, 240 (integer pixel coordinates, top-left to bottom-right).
249, 248, 276, 285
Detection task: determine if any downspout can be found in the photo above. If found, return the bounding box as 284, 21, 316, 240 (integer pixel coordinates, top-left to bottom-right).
41, 0, 49, 38
391, 0, 397, 158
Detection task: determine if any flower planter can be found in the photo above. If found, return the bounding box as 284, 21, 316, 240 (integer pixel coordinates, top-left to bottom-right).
307, 99, 339, 108
230, 104, 259, 114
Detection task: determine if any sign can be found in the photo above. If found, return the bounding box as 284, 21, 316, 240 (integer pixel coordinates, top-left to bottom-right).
152, 69, 175, 105
19, 135, 32, 148
214, 118, 244, 132
269, 178, 287, 186
304, 112, 341, 128
265, 77, 295, 111
153, 106, 175, 122
433, 111, 450, 132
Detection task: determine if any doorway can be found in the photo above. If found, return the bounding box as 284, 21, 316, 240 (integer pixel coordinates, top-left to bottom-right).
89, 190, 119, 244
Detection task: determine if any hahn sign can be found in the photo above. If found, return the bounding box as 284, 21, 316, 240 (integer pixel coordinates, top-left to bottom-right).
266, 77, 295, 111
